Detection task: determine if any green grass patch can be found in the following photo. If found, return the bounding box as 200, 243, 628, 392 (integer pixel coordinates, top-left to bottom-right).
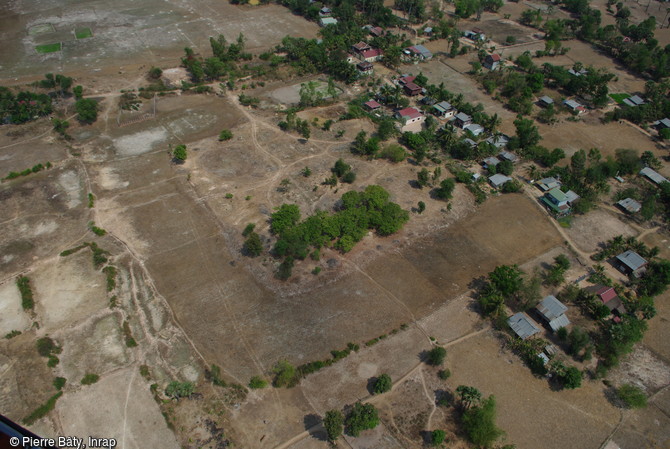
88, 193, 95, 208
75, 28, 93, 39
81, 373, 99, 385
4, 330, 21, 339
557, 216, 572, 228
35, 43, 62, 54
609, 93, 630, 104
88, 221, 107, 236
53, 377, 66, 390
22, 392, 63, 425
60, 244, 88, 257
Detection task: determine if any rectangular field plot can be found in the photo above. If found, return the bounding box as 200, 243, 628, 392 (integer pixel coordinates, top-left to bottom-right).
35, 42, 61, 53
28, 23, 55, 35
75, 27, 93, 39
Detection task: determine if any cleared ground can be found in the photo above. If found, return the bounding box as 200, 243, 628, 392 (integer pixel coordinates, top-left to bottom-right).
0, 0, 318, 83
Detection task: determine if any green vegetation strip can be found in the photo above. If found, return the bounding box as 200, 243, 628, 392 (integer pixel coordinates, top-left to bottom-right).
35, 43, 62, 54
23, 392, 63, 425
16, 276, 34, 310
4, 162, 52, 181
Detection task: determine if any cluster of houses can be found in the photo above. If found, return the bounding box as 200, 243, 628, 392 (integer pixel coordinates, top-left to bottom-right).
508, 248, 649, 346
538, 96, 586, 114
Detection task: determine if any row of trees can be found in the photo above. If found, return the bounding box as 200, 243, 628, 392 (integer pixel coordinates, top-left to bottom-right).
181, 33, 251, 83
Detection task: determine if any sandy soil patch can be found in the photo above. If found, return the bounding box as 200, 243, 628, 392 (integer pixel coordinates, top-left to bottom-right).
57, 170, 84, 209
113, 127, 168, 157
32, 251, 108, 331
563, 208, 638, 253
55, 367, 180, 449
0, 281, 31, 336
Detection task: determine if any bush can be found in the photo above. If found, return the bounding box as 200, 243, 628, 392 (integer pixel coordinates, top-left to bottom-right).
341, 171, 357, 183
373, 374, 392, 394
379, 144, 406, 162
431, 429, 446, 446
205, 364, 226, 387
461, 396, 503, 448
165, 381, 194, 399
438, 369, 451, 380
53, 377, 66, 390
81, 374, 100, 385
36, 337, 60, 357
617, 384, 647, 408
248, 376, 268, 389
149, 67, 163, 79
173, 144, 187, 162
427, 347, 447, 366
219, 129, 233, 141
345, 402, 379, 437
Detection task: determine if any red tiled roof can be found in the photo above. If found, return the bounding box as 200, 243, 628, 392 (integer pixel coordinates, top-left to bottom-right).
404, 82, 421, 92
361, 48, 382, 59
488, 54, 501, 61
596, 286, 618, 304
364, 100, 381, 109
397, 107, 422, 119
370, 26, 384, 36
352, 41, 370, 51
399, 75, 416, 85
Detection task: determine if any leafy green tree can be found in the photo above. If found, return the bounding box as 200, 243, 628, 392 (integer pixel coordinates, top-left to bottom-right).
52, 118, 69, 136
418, 168, 430, 187
172, 144, 187, 163
73, 85, 83, 100
488, 265, 523, 296
377, 119, 398, 141
435, 178, 456, 200
456, 385, 482, 410
513, 117, 541, 150
324, 409, 345, 442
244, 232, 263, 257
342, 171, 357, 184
271, 204, 301, 234
427, 347, 447, 366
461, 395, 503, 448
373, 374, 392, 394
273, 360, 297, 387
418, 201, 426, 214
345, 402, 380, 437
219, 129, 233, 141
380, 144, 406, 162
640, 195, 656, 221
560, 366, 582, 389
497, 160, 514, 176
617, 384, 647, 408
75, 98, 98, 123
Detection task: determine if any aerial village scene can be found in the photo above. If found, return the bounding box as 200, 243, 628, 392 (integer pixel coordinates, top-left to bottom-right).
1, 0, 670, 448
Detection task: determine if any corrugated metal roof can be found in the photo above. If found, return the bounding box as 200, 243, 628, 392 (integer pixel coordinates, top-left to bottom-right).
640, 167, 669, 185
539, 95, 554, 104
616, 250, 647, 271
499, 150, 517, 161
508, 312, 541, 340
617, 198, 641, 213
434, 101, 453, 112
483, 156, 500, 166
537, 295, 568, 321
455, 112, 471, 122
489, 174, 511, 187
547, 187, 568, 203
565, 190, 579, 203
548, 314, 570, 332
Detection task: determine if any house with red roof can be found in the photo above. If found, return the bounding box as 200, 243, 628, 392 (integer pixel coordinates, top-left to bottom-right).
403, 82, 422, 96
360, 48, 383, 62
395, 107, 424, 132
364, 100, 382, 111
398, 75, 416, 86
483, 53, 501, 70
369, 26, 384, 37
352, 41, 370, 53
589, 285, 627, 318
